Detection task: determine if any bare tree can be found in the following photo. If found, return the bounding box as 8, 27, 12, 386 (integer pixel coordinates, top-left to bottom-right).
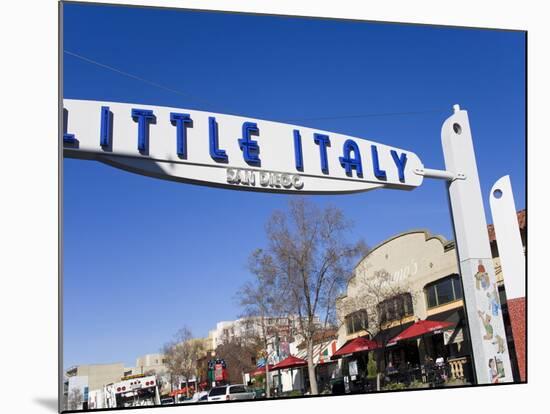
346, 269, 416, 343
162, 327, 205, 397
236, 249, 285, 398
248, 199, 366, 395
67, 387, 83, 411
215, 336, 262, 386
337, 267, 418, 377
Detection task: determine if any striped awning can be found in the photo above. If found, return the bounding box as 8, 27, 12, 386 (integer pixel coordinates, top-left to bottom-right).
295, 339, 337, 364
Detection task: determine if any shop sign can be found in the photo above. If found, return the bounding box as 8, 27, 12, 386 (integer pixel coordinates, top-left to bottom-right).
348, 360, 358, 377
444, 328, 464, 345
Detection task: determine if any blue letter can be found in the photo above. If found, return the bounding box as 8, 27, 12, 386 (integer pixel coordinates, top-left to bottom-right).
209, 117, 228, 162
63, 108, 76, 144
314, 133, 331, 174
293, 130, 303, 171
100, 106, 111, 148
170, 112, 192, 158
371, 145, 387, 180
131, 109, 156, 153
339, 139, 363, 177
391, 150, 408, 182
63, 133, 76, 143
238, 122, 261, 166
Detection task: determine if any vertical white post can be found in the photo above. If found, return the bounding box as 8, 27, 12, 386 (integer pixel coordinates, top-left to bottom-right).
489, 176, 525, 299
441, 105, 514, 384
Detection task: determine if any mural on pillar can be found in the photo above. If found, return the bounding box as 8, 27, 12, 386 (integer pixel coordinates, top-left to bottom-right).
487, 284, 501, 317
474, 260, 491, 291
470, 258, 508, 382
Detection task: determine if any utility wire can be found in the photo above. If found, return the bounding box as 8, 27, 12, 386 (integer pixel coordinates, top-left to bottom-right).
64, 50, 448, 123
64, 50, 217, 108
280, 109, 448, 123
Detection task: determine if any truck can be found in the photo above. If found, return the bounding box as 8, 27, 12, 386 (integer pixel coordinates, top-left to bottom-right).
104, 374, 161, 408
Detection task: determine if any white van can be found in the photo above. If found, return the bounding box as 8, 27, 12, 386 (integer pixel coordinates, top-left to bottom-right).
207, 385, 255, 402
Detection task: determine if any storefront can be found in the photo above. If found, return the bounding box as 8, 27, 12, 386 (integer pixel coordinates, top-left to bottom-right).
335, 230, 474, 385
294, 336, 339, 394
330, 336, 380, 393
271, 356, 308, 395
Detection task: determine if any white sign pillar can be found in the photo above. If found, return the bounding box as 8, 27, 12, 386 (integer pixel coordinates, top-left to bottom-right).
441, 105, 514, 384
489, 176, 525, 299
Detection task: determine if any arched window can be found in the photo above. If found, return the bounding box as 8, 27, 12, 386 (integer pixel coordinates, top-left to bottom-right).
424, 274, 463, 308
377, 293, 414, 324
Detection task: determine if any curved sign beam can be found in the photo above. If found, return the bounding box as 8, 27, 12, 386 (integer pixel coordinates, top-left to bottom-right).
63, 99, 424, 194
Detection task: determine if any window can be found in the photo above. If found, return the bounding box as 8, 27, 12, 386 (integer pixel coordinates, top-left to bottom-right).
230, 386, 247, 394
345, 309, 368, 334
209, 386, 227, 396
424, 274, 463, 308
377, 293, 414, 324
426, 285, 437, 308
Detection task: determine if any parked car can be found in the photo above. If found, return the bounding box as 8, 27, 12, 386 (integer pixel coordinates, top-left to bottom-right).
207, 384, 255, 402
182, 391, 208, 403
252, 388, 266, 399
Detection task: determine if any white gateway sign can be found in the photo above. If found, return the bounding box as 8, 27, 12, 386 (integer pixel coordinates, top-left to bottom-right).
63, 99, 424, 194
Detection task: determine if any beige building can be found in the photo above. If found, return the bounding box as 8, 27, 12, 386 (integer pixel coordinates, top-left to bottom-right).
65, 362, 126, 408
208, 315, 319, 350
336, 230, 471, 382
134, 353, 167, 375
334, 211, 526, 386
65, 363, 125, 392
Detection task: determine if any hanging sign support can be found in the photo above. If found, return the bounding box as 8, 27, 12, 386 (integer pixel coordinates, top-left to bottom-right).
440, 105, 514, 384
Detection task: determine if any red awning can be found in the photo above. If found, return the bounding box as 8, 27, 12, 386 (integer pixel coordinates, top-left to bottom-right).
169, 387, 193, 397
387, 320, 455, 345
331, 337, 380, 360
272, 355, 307, 370
248, 365, 275, 376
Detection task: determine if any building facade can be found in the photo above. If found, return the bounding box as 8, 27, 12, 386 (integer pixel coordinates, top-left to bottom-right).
64, 363, 126, 410
336, 225, 525, 385
134, 353, 167, 375
208, 315, 320, 352
336, 230, 472, 382
65, 363, 126, 393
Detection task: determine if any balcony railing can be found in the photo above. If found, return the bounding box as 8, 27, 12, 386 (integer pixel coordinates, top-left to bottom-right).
448, 356, 469, 380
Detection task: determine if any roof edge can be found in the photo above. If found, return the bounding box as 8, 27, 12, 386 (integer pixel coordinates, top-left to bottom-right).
339, 229, 452, 301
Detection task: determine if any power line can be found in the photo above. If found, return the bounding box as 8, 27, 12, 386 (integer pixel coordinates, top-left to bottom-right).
63, 50, 217, 108
280, 109, 447, 123
64, 50, 448, 123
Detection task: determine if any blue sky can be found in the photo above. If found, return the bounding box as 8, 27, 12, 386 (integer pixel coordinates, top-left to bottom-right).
62, 3, 525, 368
